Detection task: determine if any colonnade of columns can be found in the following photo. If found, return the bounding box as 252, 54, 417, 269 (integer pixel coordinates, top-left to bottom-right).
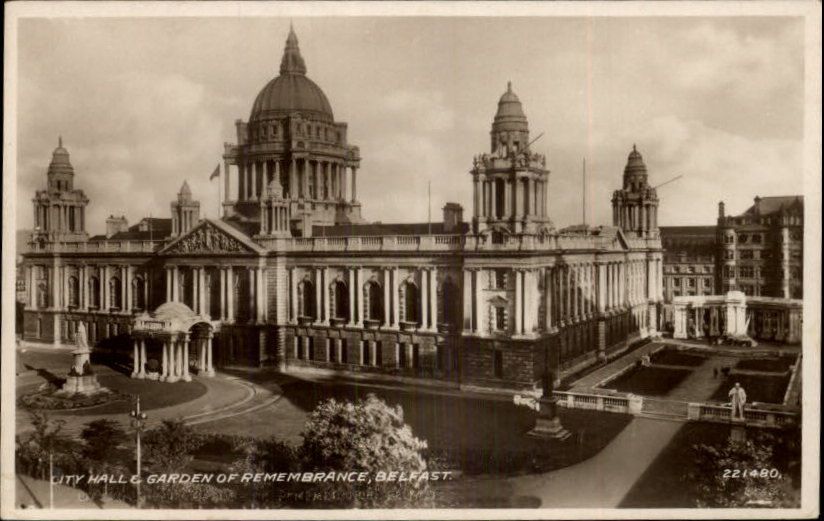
614, 202, 658, 235
235, 158, 356, 203
33, 201, 85, 234
26, 263, 148, 313
131, 332, 215, 381
462, 257, 661, 337
164, 264, 266, 323
474, 174, 548, 221
288, 266, 440, 331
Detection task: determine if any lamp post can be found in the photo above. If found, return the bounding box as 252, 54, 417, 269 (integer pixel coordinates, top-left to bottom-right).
129, 395, 148, 508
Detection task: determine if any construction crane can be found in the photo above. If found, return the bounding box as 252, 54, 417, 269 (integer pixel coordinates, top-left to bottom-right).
653, 174, 684, 190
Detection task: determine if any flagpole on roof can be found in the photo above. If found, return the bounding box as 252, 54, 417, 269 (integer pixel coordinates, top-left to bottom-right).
428, 180, 432, 235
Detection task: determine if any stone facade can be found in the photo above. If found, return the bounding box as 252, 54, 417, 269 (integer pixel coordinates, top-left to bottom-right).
20, 28, 664, 393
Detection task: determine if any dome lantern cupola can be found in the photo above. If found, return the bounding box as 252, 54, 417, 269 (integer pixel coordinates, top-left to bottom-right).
490, 82, 530, 157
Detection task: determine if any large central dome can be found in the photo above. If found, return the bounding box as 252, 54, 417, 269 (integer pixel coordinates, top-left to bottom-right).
250, 26, 334, 123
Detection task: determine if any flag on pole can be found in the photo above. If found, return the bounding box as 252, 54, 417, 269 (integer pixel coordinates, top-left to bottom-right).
209, 164, 220, 181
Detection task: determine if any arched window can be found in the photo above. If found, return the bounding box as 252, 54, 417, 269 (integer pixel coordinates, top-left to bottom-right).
109, 276, 121, 310
89, 276, 100, 309
400, 281, 420, 325
68, 276, 79, 308
132, 277, 146, 310
331, 280, 349, 321
298, 279, 316, 319
364, 280, 383, 322
440, 279, 459, 326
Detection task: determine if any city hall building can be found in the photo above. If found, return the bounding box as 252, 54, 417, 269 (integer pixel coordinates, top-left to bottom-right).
21, 28, 664, 392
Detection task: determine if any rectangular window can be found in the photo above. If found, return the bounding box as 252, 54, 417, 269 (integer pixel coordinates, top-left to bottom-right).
740, 250, 754, 260
493, 350, 503, 379
436, 345, 445, 371
494, 269, 507, 290
703, 278, 712, 287
361, 341, 369, 365
308, 337, 315, 361
412, 344, 420, 371
376, 341, 383, 366
398, 343, 407, 368
688, 278, 696, 288
341, 339, 348, 364
495, 306, 506, 331
673, 278, 680, 287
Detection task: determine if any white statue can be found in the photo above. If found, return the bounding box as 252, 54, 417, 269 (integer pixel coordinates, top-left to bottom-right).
728, 382, 747, 420
71, 322, 91, 375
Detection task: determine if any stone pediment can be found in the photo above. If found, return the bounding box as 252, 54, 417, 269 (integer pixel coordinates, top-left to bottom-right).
160, 219, 263, 256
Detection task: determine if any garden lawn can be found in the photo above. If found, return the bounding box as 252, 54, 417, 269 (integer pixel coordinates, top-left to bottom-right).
734, 356, 797, 373
601, 366, 692, 396
49, 372, 208, 415
195, 378, 633, 476
709, 374, 790, 405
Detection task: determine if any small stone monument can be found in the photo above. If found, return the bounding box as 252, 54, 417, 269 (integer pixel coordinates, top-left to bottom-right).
515, 378, 571, 440
57, 323, 107, 396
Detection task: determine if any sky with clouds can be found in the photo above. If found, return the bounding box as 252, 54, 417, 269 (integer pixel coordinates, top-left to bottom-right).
15, 16, 804, 234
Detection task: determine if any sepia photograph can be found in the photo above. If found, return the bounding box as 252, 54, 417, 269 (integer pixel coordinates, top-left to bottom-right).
2, 2, 820, 519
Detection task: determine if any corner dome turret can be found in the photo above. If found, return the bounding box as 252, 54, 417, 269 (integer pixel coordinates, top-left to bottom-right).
624, 144, 647, 175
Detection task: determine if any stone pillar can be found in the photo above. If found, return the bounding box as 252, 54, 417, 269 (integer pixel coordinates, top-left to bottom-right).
421, 269, 429, 329
369, 340, 377, 366
351, 167, 358, 202
161, 340, 169, 381
139, 339, 146, 378
227, 266, 234, 322
322, 267, 331, 325
220, 268, 227, 320
391, 268, 400, 328
173, 265, 180, 303
429, 267, 438, 331
515, 269, 523, 335
383, 269, 391, 327
248, 267, 256, 323
206, 331, 215, 376
463, 269, 473, 333
199, 267, 207, 317
132, 338, 140, 378
348, 268, 356, 326
335, 338, 343, 363
182, 334, 191, 381
545, 267, 553, 331
289, 267, 297, 323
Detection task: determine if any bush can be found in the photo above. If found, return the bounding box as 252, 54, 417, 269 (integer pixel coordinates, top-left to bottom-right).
299, 393, 433, 508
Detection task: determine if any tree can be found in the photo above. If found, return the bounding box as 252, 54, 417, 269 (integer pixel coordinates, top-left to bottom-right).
229, 436, 299, 507
18, 411, 81, 480
80, 418, 127, 463
300, 393, 432, 507
688, 431, 798, 508
142, 419, 202, 473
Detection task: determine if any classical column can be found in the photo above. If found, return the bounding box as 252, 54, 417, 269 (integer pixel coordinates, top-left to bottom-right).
429, 267, 438, 331
199, 267, 207, 317
420, 269, 429, 328
227, 266, 234, 322
514, 269, 523, 335
80, 265, 87, 310
173, 265, 180, 303
220, 267, 227, 320
289, 159, 297, 198
335, 338, 343, 363
314, 268, 323, 324
356, 268, 364, 326
348, 268, 357, 326
139, 338, 146, 378
166, 267, 172, 302
473, 177, 480, 218
101, 265, 108, 310
383, 269, 391, 327
132, 338, 140, 378
351, 167, 358, 202
545, 267, 553, 331
161, 340, 169, 381
391, 267, 400, 328
206, 331, 215, 376
463, 269, 473, 332
182, 334, 191, 381
248, 267, 256, 322
290, 268, 302, 323
369, 340, 377, 366
125, 265, 134, 312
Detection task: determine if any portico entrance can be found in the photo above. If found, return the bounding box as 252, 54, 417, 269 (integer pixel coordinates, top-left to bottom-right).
131, 301, 220, 381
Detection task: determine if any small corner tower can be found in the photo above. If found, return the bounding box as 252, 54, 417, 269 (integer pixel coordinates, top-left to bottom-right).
612, 145, 659, 238
171, 180, 200, 236
31, 137, 90, 244
471, 83, 552, 236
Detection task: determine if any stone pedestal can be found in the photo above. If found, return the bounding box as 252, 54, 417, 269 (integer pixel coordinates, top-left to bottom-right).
527, 398, 571, 440
60, 374, 104, 395
729, 424, 747, 443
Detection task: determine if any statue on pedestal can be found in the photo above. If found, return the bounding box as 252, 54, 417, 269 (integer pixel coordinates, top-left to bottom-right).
58, 323, 108, 396
516, 374, 571, 440
728, 382, 747, 421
